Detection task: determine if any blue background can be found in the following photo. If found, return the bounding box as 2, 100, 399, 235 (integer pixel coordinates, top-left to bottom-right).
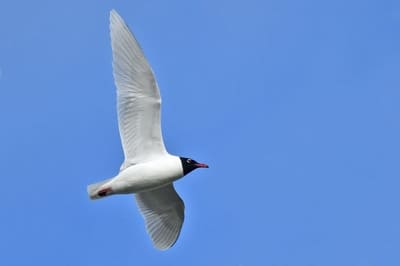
1, 0, 400, 265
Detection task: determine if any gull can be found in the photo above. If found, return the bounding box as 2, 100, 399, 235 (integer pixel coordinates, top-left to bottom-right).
87, 9, 208, 250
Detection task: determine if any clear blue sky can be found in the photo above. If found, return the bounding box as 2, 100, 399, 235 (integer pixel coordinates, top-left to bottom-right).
1, 0, 400, 265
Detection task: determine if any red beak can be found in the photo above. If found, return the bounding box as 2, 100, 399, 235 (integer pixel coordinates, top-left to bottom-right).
195, 163, 209, 168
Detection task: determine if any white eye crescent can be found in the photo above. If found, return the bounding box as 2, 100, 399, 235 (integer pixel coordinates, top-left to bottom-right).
186, 159, 193, 164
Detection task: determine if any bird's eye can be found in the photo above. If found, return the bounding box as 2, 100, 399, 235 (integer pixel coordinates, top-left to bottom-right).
186, 159, 193, 164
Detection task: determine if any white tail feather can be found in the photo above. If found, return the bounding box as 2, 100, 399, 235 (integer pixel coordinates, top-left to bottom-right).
87, 178, 114, 200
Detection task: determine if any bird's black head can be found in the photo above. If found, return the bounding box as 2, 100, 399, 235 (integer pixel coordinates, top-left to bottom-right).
180, 157, 209, 175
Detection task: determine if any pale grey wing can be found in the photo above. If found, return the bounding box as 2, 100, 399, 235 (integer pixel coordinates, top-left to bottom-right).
110, 10, 166, 168
135, 184, 185, 250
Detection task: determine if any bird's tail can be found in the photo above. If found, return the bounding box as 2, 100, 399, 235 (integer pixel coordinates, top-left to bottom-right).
87, 178, 114, 200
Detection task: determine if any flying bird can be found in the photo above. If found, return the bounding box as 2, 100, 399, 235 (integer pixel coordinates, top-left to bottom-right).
87, 10, 208, 250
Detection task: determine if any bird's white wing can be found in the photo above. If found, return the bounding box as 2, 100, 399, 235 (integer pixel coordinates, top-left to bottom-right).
110, 10, 166, 168
135, 184, 185, 250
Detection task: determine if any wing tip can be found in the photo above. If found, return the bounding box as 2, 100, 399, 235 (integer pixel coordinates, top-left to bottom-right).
153, 234, 180, 251
110, 9, 118, 18
110, 9, 123, 26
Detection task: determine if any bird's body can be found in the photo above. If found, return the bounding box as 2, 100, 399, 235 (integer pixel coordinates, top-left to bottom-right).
87, 9, 208, 250
88, 154, 183, 198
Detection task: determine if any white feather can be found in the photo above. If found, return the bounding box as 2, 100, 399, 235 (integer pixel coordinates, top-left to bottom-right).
110, 9, 166, 169
135, 184, 185, 250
